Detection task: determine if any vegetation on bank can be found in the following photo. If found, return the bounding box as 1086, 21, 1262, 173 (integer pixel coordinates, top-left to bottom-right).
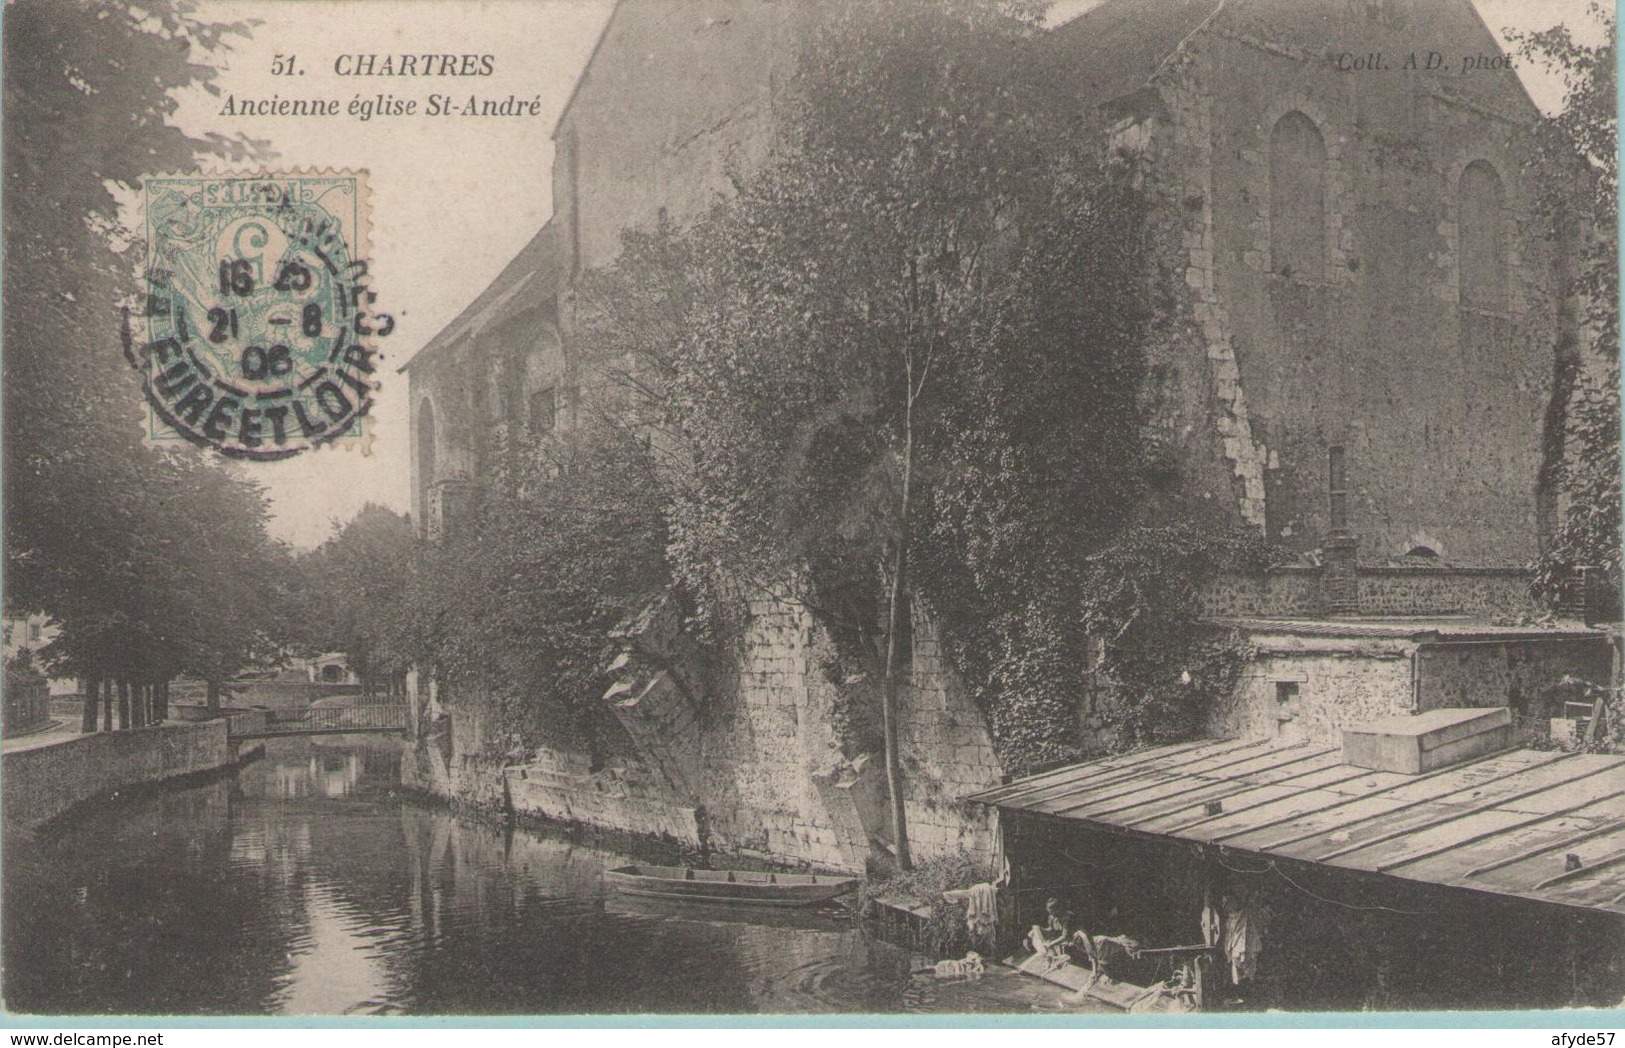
571, 0, 1275, 786
853, 850, 1001, 957
4, 0, 292, 724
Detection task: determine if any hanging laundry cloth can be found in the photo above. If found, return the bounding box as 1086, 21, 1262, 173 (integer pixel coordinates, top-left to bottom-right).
942, 882, 1000, 948
1221, 899, 1267, 984
1201, 887, 1221, 948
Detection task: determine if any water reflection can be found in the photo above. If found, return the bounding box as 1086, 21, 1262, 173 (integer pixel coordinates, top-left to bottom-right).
3, 736, 1094, 1016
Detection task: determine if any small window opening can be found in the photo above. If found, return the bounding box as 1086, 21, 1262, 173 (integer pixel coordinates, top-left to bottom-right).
1458, 161, 1505, 312
529, 387, 557, 435
1270, 112, 1326, 280
1275, 681, 1302, 741
1327, 446, 1348, 535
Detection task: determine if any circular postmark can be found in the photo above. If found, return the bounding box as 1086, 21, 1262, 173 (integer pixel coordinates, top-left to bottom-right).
133, 173, 388, 459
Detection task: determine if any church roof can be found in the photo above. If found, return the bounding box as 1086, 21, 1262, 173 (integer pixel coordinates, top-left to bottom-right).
399, 222, 562, 373
1046, 0, 1222, 112
1047, 0, 1539, 121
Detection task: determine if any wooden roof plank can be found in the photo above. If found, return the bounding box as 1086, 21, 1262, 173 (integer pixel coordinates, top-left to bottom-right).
1212, 749, 1554, 848
1067, 746, 1339, 821
1376, 791, 1625, 873
1463, 823, 1625, 893
983, 738, 1260, 808
1156, 763, 1375, 834
969, 738, 1231, 804
1048, 740, 1302, 816
1465, 817, 1625, 878
1313, 763, 1625, 863
1532, 848, 1625, 891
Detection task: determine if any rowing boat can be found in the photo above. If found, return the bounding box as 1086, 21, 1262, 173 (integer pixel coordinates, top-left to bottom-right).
604, 864, 858, 907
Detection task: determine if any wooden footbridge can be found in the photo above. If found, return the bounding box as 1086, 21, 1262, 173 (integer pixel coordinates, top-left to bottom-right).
229, 703, 409, 739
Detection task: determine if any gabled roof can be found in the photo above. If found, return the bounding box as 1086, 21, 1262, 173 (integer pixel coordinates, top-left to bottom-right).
399, 223, 562, 374
1047, 0, 1222, 112
549, 2, 622, 141
1046, 0, 1540, 122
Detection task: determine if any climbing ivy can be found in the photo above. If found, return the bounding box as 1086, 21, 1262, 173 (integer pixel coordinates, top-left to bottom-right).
409, 425, 670, 754
1510, 6, 1620, 613
571, 0, 1277, 779
927, 522, 1273, 775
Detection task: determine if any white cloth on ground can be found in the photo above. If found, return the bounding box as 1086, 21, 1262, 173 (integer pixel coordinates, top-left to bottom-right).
929, 951, 984, 978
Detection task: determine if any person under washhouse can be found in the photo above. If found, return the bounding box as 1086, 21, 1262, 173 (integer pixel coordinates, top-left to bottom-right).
1026, 897, 1101, 973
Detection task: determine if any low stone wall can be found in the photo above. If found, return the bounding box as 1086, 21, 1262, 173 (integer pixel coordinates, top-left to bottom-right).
1356, 569, 1535, 617
2, 720, 234, 829
1199, 567, 1538, 619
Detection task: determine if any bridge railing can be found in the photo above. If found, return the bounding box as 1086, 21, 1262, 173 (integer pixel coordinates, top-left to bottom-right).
259, 704, 408, 733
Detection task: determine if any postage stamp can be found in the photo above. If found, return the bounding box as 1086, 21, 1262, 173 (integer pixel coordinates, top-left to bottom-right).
132, 171, 388, 459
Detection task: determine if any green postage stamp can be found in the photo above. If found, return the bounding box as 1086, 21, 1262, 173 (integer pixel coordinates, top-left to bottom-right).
133, 171, 388, 459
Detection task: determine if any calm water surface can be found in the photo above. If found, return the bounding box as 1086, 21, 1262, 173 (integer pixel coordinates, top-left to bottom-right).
4, 737, 1089, 1016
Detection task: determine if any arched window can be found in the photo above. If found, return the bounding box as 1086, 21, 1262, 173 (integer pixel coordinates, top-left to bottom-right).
1270, 111, 1326, 280
1458, 160, 1505, 311
417, 400, 437, 526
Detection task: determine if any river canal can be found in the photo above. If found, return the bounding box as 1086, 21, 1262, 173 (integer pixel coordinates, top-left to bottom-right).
4, 736, 1091, 1016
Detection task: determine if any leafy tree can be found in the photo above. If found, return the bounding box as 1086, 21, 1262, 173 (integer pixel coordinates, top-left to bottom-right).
4, 0, 285, 725
292, 505, 417, 697
1511, 4, 1621, 613
411, 425, 669, 759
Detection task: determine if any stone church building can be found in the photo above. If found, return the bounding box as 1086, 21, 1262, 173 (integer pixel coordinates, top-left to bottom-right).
401, 0, 1612, 874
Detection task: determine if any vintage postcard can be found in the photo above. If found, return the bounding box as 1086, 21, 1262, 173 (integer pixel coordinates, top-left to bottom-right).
2, 0, 1620, 1027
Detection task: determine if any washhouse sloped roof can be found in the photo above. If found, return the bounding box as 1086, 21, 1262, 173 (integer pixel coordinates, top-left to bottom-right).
971, 737, 1625, 916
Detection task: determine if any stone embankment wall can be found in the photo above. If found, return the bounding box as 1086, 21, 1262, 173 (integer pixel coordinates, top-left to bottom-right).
3, 720, 241, 829
407, 597, 1004, 874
